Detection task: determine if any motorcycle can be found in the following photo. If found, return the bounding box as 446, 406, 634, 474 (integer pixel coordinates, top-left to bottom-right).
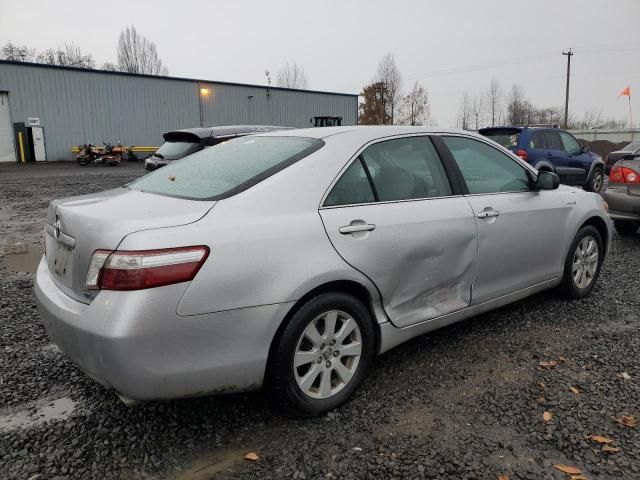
125, 145, 138, 162
76, 143, 102, 165
77, 142, 120, 166
101, 142, 121, 166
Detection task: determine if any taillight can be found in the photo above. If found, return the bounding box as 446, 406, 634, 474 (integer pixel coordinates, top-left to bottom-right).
516, 149, 528, 161
85, 246, 209, 291
609, 165, 640, 184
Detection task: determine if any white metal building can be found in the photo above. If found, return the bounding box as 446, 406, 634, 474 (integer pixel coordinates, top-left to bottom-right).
0, 61, 358, 161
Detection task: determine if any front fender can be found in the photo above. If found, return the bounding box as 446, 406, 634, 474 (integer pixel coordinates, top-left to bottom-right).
586, 158, 605, 181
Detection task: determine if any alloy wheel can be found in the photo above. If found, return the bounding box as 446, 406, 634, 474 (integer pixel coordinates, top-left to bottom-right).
592, 170, 604, 192
293, 310, 362, 399
572, 235, 599, 289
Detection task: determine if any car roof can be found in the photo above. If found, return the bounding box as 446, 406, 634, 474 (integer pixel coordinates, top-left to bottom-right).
255, 125, 484, 142
164, 125, 292, 140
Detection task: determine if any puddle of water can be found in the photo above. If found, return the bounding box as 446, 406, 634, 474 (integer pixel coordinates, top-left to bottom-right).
0, 397, 77, 432
0, 243, 42, 273
174, 447, 252, 480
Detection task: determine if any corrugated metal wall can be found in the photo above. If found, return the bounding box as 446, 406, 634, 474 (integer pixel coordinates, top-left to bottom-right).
0, 62, 357, 161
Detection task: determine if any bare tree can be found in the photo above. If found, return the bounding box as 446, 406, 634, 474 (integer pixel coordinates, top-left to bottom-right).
457, 93, 472, 130
36, 43, 95, 68
398, 81, 430, 126
101, 62, 120, 72
471, 94, 484, 130
117, 26, 168, 75
373, 53, 402, 124
275, 63, 308, 89
506, 83, 529, 126
486, 78, 502, 127
1, 41, 35, 61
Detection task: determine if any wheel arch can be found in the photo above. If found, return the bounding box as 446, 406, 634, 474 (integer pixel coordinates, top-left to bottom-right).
263, 279, 382, 387
533, 160, 555, 172
580, 215, 609, 254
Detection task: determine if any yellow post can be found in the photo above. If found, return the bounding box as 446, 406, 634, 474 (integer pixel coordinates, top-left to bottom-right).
18, 132, 25, 163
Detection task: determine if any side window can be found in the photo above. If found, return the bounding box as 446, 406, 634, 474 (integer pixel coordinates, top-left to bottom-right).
544, 131, 563, 150
559, 131, 581, 155
530, 131, 547, 149
361, 137, 452, 202
442, 136, 531, 194
324, 159, 375, 206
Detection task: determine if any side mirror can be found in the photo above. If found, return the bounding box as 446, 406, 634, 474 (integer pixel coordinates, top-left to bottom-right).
581, 144, 590, 153
535, 171, 560, 190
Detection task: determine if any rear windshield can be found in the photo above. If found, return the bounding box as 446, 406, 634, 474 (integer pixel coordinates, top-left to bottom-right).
128, 136, 323, 200
480, 130, 520, 149
622, 141, 640, 152
153, 140, 201, 160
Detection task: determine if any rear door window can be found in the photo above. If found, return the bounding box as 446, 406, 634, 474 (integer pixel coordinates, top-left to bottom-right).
544, 131, 563, 150
362, 137, 452, 202
128, 136, 323, 200
324, 160, 375, 206
529, 131, 548, 149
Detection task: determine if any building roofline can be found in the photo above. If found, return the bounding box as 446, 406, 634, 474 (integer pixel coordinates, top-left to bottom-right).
0, 60, 359, 98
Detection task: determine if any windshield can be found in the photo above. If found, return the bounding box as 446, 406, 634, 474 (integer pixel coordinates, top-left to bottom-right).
153, 140, 201, 160
128, 136, 323, 200
480, 130, 521, 149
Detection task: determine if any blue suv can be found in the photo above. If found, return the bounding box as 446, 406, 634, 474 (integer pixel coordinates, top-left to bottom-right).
479, 126, 605, 193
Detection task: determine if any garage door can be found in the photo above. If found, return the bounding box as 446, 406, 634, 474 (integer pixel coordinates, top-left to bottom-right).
0, 92, 16, 162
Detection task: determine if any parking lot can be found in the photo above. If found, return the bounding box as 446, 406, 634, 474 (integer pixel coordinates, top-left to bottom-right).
1, 162, 639, 480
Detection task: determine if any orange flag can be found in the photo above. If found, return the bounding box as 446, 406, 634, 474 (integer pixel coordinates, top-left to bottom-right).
619, 86, 631, 97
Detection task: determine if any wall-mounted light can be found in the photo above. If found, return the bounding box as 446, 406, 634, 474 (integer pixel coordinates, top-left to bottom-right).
200, 87, 211, 96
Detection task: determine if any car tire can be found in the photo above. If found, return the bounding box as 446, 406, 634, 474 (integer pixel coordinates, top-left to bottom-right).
559, 225, 603, 299
269, 292, 376, 417
614, 220, 640, 235
585, 167, 604, 193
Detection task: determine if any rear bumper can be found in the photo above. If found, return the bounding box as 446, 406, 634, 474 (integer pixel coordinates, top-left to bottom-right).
144, 159, 168, 171
602, 188, 640, 221
34, 258, 293, 401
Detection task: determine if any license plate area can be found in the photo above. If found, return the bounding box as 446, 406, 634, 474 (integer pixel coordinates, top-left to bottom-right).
47, 238, 74, 286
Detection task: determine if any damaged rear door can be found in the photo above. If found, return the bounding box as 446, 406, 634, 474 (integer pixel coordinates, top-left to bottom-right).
319, 135, 477, 328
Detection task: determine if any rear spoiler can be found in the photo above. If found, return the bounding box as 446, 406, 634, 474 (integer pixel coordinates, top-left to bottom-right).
162, 131, 201, 143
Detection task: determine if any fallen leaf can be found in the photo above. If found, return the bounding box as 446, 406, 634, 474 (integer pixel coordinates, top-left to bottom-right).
168, 175, 176, 181
558, 356, 567, 362
602, 445, 621, 453
614, 415, 637, 428
554, 464, 581, 474
543, 411, 553, 422
497, 475, 509, 480
539, 360, 558, 369
587, 435, 613, 444
538, 381, 546, 388
244, 452, 259, 461
570, 476, 589, 480
617, 372, 631, 380
569, 386, 580, 394
536, 397, 546, 405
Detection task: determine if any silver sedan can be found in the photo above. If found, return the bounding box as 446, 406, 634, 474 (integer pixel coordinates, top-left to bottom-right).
35, 126, 610, 415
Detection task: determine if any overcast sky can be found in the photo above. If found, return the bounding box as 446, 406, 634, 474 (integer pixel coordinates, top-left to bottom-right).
2, 0, 639, 127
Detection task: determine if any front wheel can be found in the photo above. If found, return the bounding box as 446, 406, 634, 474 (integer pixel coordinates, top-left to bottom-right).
614, 220, 640, 235
559, 226, 603, 299
269, 292, 375, 416
585, 167, 604, 193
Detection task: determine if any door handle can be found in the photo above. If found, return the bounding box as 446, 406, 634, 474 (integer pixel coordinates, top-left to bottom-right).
339, 223, 376, 234
545, 152, 553, 158
477, 210, 500, 218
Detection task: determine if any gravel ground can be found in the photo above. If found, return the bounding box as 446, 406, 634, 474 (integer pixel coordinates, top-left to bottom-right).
1, 162, 639, 480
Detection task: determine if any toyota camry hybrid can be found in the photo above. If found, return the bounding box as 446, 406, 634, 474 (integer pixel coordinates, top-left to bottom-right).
35, 126, 610, 416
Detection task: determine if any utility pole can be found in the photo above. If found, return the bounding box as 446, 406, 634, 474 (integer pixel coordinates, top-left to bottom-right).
562, 48, 573, 129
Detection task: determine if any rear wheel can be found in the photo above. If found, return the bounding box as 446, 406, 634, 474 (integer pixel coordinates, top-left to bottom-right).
585, 167, 604, 193
614, 220, 640, 235
269, 292, 375, 416
559, 226, 603, 299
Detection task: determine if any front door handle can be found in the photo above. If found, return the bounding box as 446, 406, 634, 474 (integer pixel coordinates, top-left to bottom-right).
477, 210, 500, 218
339, 223, 376, 234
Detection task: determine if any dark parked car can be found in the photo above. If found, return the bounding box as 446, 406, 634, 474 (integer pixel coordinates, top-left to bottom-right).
604, 140, 640, 174
145, 125, 290, 171
603, 154, 640, 235
479, 126, 605, 193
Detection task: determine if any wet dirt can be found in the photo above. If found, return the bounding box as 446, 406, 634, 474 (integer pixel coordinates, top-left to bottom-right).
174, 447, 252, 480
0, 243, 42, 274
0, 397, 78, 432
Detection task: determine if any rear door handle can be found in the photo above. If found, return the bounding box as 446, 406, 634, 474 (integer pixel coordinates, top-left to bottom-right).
477, 210, 500, 218
339, 223, 376, 234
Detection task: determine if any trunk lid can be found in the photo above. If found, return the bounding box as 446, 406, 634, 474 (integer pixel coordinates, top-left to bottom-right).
44, 188, 215, 303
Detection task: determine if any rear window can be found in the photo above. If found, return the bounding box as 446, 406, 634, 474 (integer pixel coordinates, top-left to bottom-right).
479, 129, 520, 149
127, 136, 323, 200
154, 140, 201, 160
622, 141, 640, 152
